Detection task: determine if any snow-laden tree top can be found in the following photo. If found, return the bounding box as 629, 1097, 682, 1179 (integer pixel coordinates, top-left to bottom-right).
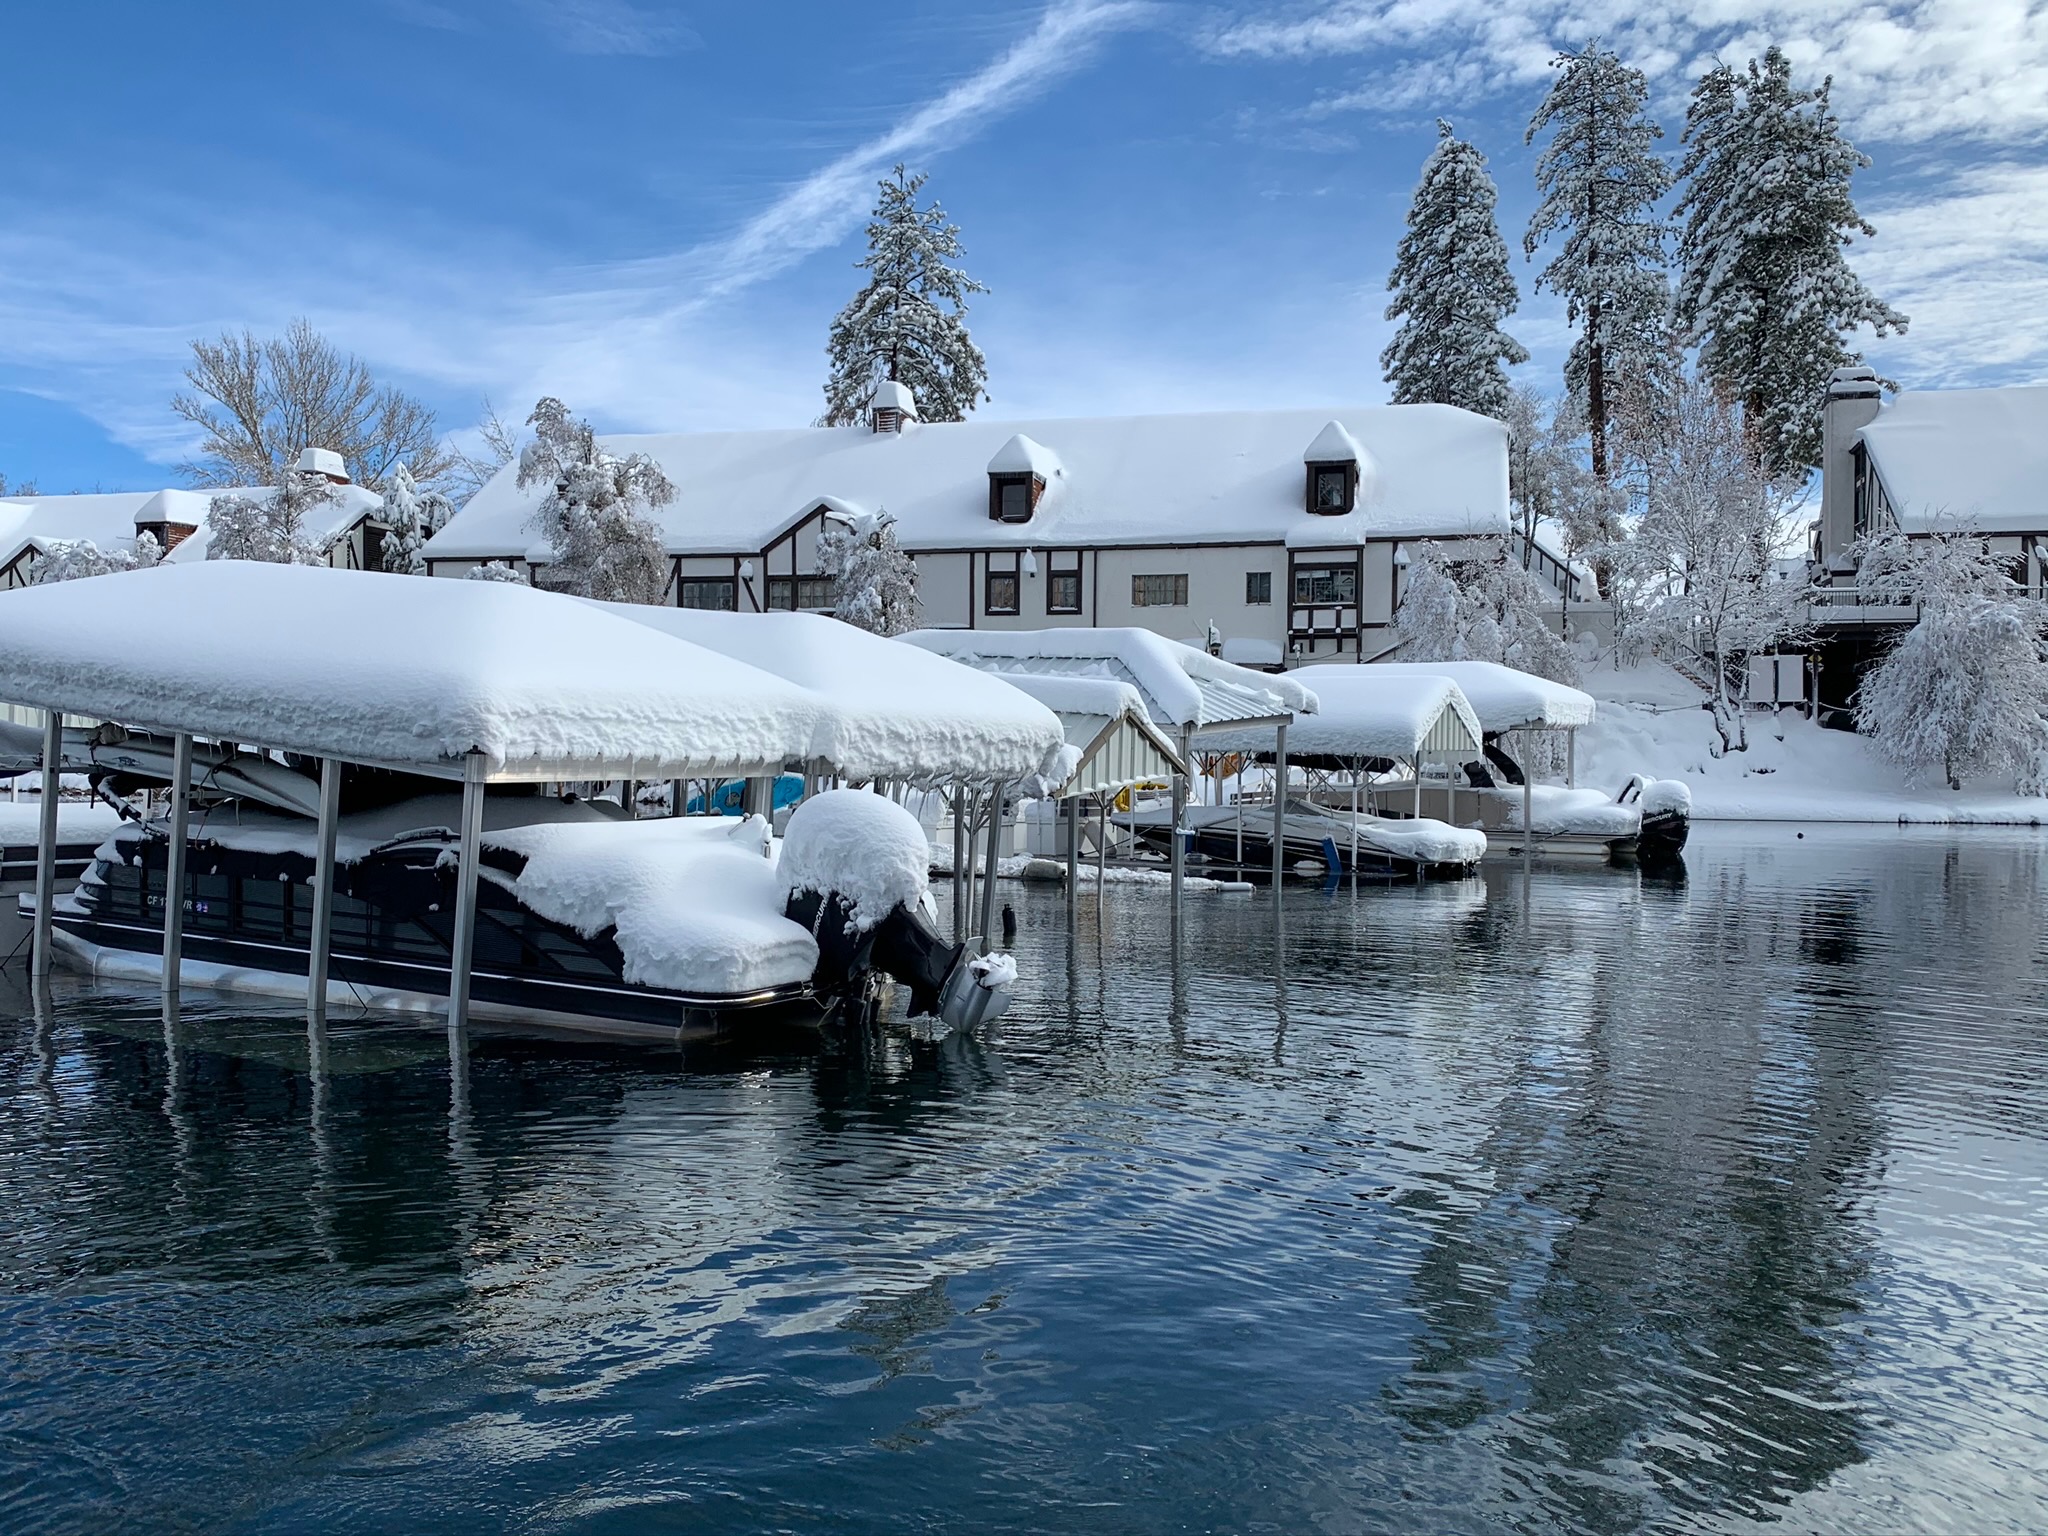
823, 165, 989, 427
426, 405, 1508, 561
0, 560, 825, 780
1382, 120, 1527, 422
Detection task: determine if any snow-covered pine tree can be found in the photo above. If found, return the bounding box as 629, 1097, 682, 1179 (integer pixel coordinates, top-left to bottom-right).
1381, 122, 1528, 420
516, 397, 673, 605
817, 509, 920, 636
205, 467, 337, 565
1854, 532, 2048, 792
1618, 369, 1809, 750
30, 531, 162, 584
1675, 47, 1907, 473
822, 165, 989, 426
1524, 42, 1673, 482
380, 462, 455, 574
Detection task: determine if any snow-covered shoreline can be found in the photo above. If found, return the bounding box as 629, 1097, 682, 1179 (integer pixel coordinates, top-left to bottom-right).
1576, 663, 2048, 826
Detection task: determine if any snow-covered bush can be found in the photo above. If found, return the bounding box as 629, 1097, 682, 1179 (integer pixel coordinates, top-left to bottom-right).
818, 508, 920, 636
1617, 371, 1809, 751
205, 470, 336, 565
381, 461, 454, 574
1396, 542, 1580, 685
1381, 121, 1526, 420
1855, 532, 2048, 792
823, 164, 988, 425
30, 531, 162, 584
467, 560, 527, 583
516, 397, 673, 605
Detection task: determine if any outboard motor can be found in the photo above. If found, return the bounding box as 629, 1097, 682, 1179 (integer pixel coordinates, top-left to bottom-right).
780, 789, 1018, 1029
1617, 775, 1692, 867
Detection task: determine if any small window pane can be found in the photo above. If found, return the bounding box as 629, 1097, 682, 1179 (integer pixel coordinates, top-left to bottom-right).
679, 578, 736, 611
986, 572, 1020, 615
766, 577, 795, 611
796, 576, 835, 610
1314, 467, 1350, 511
1132, 574, 1188, 608
1293, 566, 1357, 605
999, 480, 1030, 521
1048, 571, 1081, 614
1245, 571, 1272, 605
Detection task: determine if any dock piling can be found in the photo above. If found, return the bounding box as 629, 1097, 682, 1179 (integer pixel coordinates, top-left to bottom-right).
30, 710, 59, 979
162, 733, 192, 993
306, 757, 342, 1025
448, 757, 486, 1031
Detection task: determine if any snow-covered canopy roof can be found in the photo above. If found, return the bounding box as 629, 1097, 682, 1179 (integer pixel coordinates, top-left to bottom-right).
425, 405, 1508, 561
586, 605, 1067, 784
1859, 386, 2048, 535
0, 561, 824, 781
1357, 661, 1595, 732
898, 626, 1316, 737
870, 380, 918, 417
982, 669, 1186, 797
1202, 668, 1481, 762
0, 484, 380, 573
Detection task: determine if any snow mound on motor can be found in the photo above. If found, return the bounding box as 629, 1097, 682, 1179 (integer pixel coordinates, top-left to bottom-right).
1639, 779, 1693, 818
780, 789, 931, 931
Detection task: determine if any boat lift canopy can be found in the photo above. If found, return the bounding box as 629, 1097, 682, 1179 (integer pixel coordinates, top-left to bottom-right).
1352, 661, 1595, 734
977, 672, 1187, 799
1200, 668, 1482, 768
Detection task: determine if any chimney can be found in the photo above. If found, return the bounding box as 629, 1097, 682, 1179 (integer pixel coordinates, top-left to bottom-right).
869, 379, 917, 435
1819, 366, 1880, 570
296, 446, 351, 484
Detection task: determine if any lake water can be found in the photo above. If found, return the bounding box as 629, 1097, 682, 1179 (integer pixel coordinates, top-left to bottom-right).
4, 825, 2047, 1534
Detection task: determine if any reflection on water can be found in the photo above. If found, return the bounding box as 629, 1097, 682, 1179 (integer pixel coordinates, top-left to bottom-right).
4, 826, 2048, 1534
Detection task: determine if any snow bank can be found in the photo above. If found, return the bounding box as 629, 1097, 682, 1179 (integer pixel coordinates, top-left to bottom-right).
777, 789, 930, 931
901, 626, 1316, 732
1354, 660, 1595, 732
0, 802, 126, 845
489, 815, 816, 994
0, 562, 822, 780
592, 605, 1066, 784
1206, 668, 1480, 759
1579, 662, 2048, 824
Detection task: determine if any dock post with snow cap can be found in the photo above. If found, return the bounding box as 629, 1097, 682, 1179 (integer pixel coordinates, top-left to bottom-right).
161, 732, 192, 991
31, 710, 60, 979
447, 754, 487, 1031
306, 757, 342, 1025
1170, 728, 1190, 913
978, 782, 1005, 953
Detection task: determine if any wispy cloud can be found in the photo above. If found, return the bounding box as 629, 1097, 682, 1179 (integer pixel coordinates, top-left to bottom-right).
1207, 0, 2048, 147
518, 0, 701, 57
0, 0, 1153, 469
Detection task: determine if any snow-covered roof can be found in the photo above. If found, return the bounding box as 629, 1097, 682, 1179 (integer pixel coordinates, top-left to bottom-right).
1202, 668, 1481, 761
585, 604, 1067, 784
424, 404, 1508, 561
982, 669, 1186, 797
898, 625, 1317, 736
1302, 419, 1368, 466
870, 380, 918, 417
1858, 386, 2048, 535
1358, 661, 1595, 732
0, 484, 380, 573
0, 561, 824, 780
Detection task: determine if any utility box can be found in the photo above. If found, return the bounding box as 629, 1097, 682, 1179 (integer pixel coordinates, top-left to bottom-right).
1746, 654, 1806, 706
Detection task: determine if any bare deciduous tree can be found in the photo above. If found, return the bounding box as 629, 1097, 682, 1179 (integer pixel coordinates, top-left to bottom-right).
172, 319, 452, 491
446, 397, 523, 505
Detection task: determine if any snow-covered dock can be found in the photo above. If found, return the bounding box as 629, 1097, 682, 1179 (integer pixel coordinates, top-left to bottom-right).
0, 562, 1066, 1032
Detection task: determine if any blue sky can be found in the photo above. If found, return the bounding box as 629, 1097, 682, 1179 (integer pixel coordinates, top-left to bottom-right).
0, 0, 2041, 492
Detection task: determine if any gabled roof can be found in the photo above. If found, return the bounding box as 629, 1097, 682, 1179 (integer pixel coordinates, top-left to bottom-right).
0, 483, 381, 573
1859, 386, 2048, 535
1360, 661, 1595, 732
1203, 667, 1482, 762
424, 404, 1509, 562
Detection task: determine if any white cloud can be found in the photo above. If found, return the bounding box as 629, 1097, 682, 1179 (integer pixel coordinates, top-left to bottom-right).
517, 0, 702, 57
1208, 0, 2048, 147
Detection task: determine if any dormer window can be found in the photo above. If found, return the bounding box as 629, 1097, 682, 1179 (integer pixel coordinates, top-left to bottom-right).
989, 472, 1043, 524
1307, 462, 1357, 515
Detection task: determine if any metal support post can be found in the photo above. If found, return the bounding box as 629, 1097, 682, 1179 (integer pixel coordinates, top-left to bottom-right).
31, 710, 60, 978
978, 782, 1005, 952
1271, 722, 1288, 887
162, 732, 192, 992
1064, 796, 1080, 901
1522, 731, 1535, 855
951, 784, 966, 941
448, 757, 487, 1030
306, 756, 342, 1025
